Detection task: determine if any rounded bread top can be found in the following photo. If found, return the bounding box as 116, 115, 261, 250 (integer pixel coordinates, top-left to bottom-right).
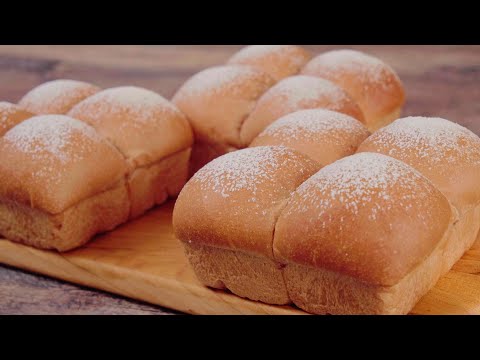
302, 50, 405, 127
228, 45, 312, 81
274, 152, 453, 286
68, 86, 193, 167
0, 115, 128, 214
251, 109, 370, 166
173, 146, 320, 258
358, 116, 480, 211
18, 79, 101, 115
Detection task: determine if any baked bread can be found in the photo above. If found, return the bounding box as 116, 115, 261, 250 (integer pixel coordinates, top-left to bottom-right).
172, 65, 275, 174
173, 146, 320, 305
18, 79, 101, 115
0, 115, 129, 251
227, 45, 312, 82
274, 153, 455, 315
240, 75, 365, 145
0, 102, 34, 136
173, 46, 403, 174
250, 109, 370, 166
68, 86, 194, 219
358, 116, 480, 252
302, 50, 405, 131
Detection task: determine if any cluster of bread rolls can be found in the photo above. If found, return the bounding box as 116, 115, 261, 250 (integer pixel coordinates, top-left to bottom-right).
174, 46, 480, 315
0, 80, 193, 251
173, 45, 405, 174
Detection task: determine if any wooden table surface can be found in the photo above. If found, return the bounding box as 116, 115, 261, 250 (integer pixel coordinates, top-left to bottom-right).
0, 45, 479, 315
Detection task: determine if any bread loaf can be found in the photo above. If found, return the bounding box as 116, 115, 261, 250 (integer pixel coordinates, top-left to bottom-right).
0, 81, 194, 251
0, 115, 129, 251
250, 109, 370, 166
173, 146, 319, 304
18, 79, 101, 115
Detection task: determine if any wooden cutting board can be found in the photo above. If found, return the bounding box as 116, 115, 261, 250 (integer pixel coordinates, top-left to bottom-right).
1, 200, 480, 315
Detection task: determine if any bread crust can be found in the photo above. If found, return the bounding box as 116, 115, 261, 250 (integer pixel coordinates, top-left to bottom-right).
240, 76, 365, 145
228, 45, 311, 82
172, 65, 275, 171
18, 79, 100, 115
302, 49, 405, 130
173, 146, 319, 303
250, 109, 370, 166
274, 153, 453, 287
0, 115, 128, 214
282, 204, 480, 314
358, 117, 480, 213
0, 182, 129, 252
184, 243, 290, 305
68, 86, 193, 168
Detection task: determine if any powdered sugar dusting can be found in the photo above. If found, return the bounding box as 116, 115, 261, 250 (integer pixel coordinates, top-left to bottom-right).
305, 50, 399, 89
288, 152, 436, 221
0, 102, 17, 127
4, 115, 103, 165
19, 79, 99, 113
194, 146, 310, 200
269, 76, 350, 111
260, 109, 367, 141
229, 45, 308, 75
174, 65, 272, 100
367, 117, 480, 164
70, 86, 181, 130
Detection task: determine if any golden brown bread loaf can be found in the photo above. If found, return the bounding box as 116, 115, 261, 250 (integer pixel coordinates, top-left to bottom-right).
174, 149, 462, 314
302, 49, 405, 131
227, 45, 312, 82
173, 146, 320, 304
173, 46, 404, 173
0, 115, 129, 251
68, 86, 194, 219
250, 109, 370, 166
0, 81, 194, 251
0, 102, 34, 136
18, 79, 101, 115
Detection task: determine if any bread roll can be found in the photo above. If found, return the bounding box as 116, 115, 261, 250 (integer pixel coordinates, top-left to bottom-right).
274, 153, 455, 314
0, 102, 34, 136
358, 116, 480, 251
0, 115, 129, 251
68, 86, 194, 219
240, 75, 365, 145
228, 45, 311, 82
250, 109, 370, 166
18, 79, 100, 115
173, 146, 320, 305
172, 65, 275, 174
358, 117, 480, 213
302, 50, 405, 131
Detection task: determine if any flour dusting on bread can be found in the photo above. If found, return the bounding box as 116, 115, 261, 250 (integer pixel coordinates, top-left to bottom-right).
4, 115, 103, 164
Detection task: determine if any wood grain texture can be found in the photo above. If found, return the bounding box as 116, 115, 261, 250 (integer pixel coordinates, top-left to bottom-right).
1, 201, 480, 315
0, 45, 479, 315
